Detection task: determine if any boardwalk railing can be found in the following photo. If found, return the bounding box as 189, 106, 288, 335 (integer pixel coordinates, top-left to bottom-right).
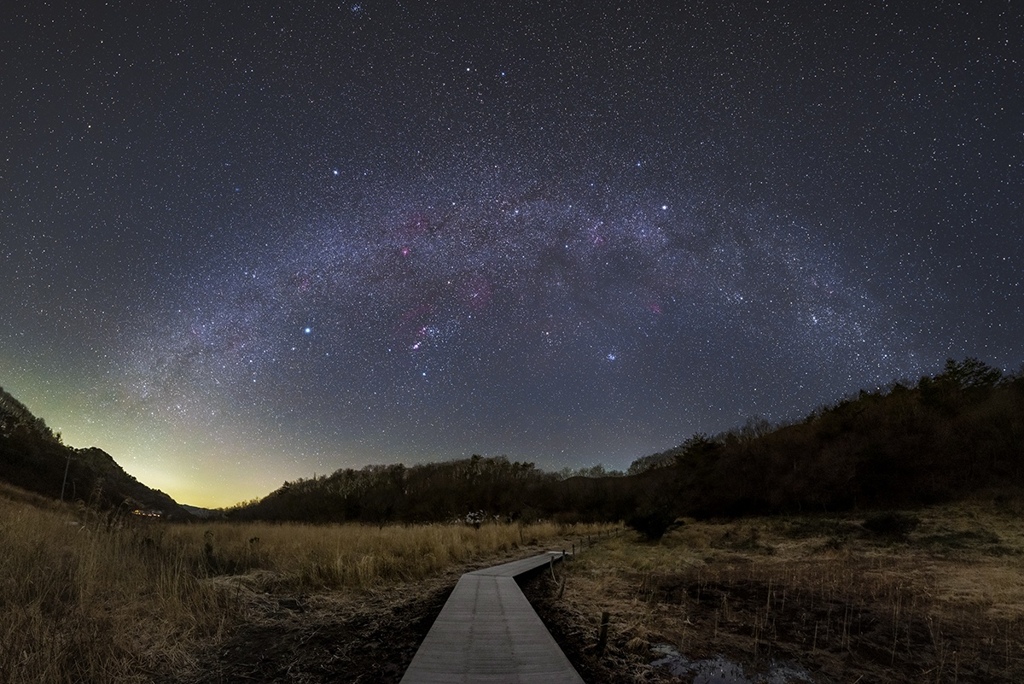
400, 551, 584, 683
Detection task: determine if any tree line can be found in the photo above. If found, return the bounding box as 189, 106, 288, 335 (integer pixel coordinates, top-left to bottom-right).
3, 358, 1023, 531
224, 454, 643, 524
227, 358, 1024, 531
0, 386, 189, 517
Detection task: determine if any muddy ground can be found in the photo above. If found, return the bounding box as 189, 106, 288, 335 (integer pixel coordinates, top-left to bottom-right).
163, 507, 1024, 683
163, 539, 577, 684
176, 580, 450, 683
524, 506, 1024, 683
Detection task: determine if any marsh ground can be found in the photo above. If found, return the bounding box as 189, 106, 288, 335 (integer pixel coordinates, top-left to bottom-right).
167, 539, 576, 684
524, 501, 1024, 683
0, 482, 608, 684
5, 480, 1023, 683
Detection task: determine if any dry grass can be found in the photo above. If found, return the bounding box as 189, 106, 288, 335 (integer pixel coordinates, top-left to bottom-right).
533, 501, 1024, 683
0, 481, 612, 683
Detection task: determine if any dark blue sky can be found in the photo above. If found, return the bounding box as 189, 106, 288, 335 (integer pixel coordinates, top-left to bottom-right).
2, 0, 1021, 506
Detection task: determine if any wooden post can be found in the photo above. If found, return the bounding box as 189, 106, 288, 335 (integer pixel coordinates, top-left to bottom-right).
597, 611, 610, 656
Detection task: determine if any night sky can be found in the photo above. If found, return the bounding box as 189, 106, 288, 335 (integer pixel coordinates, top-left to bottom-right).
2, 1, 1021, 507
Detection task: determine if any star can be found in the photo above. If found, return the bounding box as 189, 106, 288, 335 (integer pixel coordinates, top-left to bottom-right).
3, 0, 1018, 509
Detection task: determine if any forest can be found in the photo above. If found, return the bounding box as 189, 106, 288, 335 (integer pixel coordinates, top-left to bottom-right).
2, 358, 1022, 530
225, 358, 1024, 531
0, 388, 188, 517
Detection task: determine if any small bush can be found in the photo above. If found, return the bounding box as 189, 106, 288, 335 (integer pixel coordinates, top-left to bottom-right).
863, 511, 920, 539
626, 506, 677, 541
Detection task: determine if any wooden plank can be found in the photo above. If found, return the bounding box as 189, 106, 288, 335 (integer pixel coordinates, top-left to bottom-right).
468, 551, 566, 577
400, 552, 583, 684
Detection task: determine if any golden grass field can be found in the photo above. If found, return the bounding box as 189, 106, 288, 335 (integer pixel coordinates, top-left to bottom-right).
0, 481, 612, 683
526, 500, 1024, 683
5, 474, 1024, 684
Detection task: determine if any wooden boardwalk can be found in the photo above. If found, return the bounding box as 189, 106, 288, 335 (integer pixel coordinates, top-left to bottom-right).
400, 551, 584, 683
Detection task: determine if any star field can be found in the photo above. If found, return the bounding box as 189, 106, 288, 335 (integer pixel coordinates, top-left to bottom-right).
1, 1, 1021, 506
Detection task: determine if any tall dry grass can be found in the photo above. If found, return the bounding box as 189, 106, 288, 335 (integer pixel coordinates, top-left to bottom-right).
0, 489, 226, 682
163, 515, 595, 590
0, 482, 610, 683
558, 504, 1024, 681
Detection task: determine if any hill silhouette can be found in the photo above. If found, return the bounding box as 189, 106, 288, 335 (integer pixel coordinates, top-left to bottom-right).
665, 357, 1024, 518
225, 454, 647, 525
226, 358, 1024, 528
3, 357, 1022, 526
0, 387, 189, 518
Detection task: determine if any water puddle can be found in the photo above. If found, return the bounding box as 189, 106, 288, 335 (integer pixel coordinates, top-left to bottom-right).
650, 644, 813, 684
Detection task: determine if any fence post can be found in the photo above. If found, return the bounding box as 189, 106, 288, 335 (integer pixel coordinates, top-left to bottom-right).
597, 611, 610, 656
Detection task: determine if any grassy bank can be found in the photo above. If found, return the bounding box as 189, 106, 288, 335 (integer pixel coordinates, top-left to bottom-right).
530, 501, 1024, 683
0, 481, 611, 683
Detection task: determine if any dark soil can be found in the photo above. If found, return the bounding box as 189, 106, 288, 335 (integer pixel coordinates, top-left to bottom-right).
521, 571, 664, 683
167, 583, 450, 684
161, 521, 1024, 684
162, 542, 576, 683
522, 562, 1024, 684
199, 585, 448, 679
